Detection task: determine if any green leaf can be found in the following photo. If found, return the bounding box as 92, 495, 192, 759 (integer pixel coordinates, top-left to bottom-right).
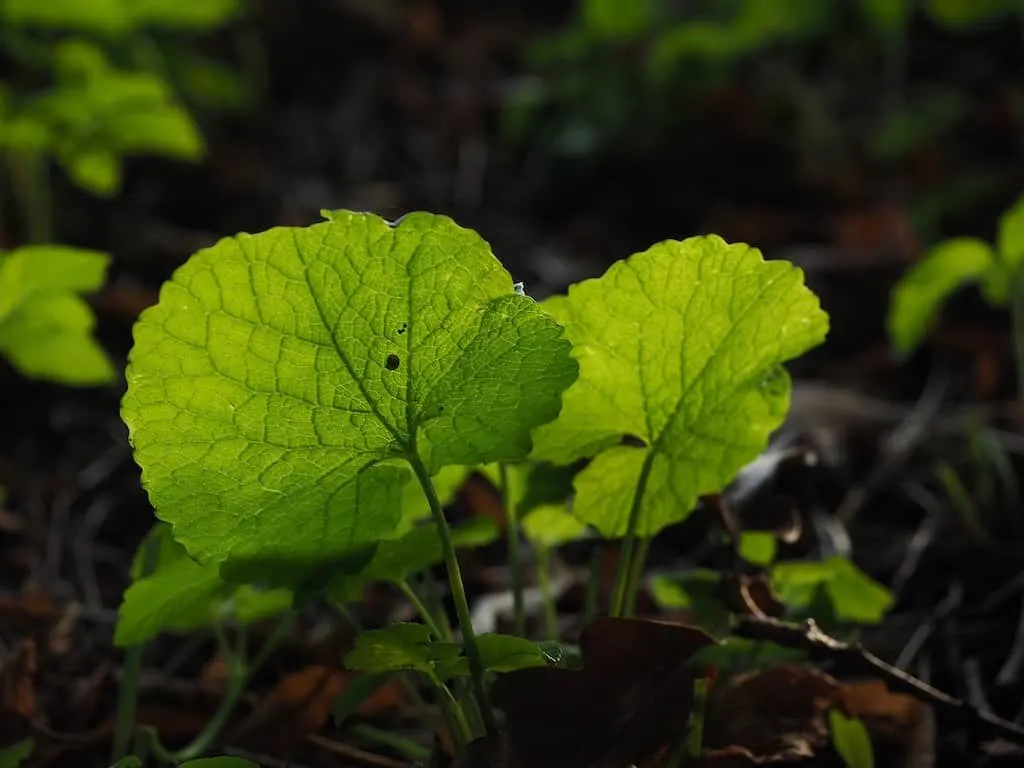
738, 531, 776, 565
328, 517, 500, 602
0, 0, 242, 32
521, 503, 588, 549
829, 709, 875, 768
888, 238, 996, 355
116, 523, 292, 646
476, 633, 548, 673
122, 211, 576, 580
179, 759, 260, 768
0, 0, 128, 33
650, 570, 730, 631
924, 0, 1017, 28
0, 245, 113, 385
996, 192, 1024, 273
331, 671, 394, 727
344, 623, 464, 683
772, 557, 893, 624
583, 0, 653, 38
125, 0, 243, 30
0, 739, 33, 768
531, 235, 827, 538
860, 0, 912, 34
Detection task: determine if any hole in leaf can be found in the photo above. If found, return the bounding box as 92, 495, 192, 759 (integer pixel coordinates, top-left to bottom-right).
385, 354, 400, 371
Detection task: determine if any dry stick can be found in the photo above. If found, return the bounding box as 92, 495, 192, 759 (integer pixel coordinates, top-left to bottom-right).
733, 616, 1024, 745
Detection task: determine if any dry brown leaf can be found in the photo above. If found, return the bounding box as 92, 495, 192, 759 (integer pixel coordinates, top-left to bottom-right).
1, 638, 38, 720
266, 665, 404, 734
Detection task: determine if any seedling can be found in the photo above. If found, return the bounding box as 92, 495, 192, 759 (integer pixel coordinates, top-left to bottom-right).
0, 244, 113, 384
888, 191, 1024, 395
119, 210, 828, 759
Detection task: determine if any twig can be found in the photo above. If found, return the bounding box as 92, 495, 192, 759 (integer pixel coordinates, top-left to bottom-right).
307, 732, 414, 768
733, 616, 1024, 744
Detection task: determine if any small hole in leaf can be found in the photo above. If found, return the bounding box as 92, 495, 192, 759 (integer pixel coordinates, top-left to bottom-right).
397, 322, 408, 335
386, 354, 400, 371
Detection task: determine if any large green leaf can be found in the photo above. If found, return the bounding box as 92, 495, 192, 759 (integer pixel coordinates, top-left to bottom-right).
115, 523, 292, 646
521, 503, 588, 549
887, 238, 995, 354
0, 245, 113, 385
531, 235, 827, 537
122, 211, 577, 579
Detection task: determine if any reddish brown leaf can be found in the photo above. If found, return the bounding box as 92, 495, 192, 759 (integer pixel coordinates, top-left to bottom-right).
491, 617, 716, 768
265, 665, 405, 734
1, 638, 38, 720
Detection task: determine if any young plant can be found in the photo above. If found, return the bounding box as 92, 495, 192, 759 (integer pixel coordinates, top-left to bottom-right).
529, 236, 829, 615
119, 209, 830, 759
121, 210, 578, 737
0, 244, 113, 384
888, 191, 1024, 394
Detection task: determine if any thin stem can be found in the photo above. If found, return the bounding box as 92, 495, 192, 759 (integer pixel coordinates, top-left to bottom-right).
111, 532, 161, 762
408, 452, 497, 735
536, 546, 559, 640
10, 151, 51, 243
500, 463, 526, 637
623, 536, 651, 617
398, 579, 445, 640
168, 622, 249, 762
349, 722, 432, 762
1012, 270, 1024, 402
584, 544, 602, 625
436, 681, 472, 751
609, 454, 656, 617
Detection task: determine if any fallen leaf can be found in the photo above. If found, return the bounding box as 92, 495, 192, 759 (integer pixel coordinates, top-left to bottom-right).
491, 617, 715, 768
267, 665, 404, 734
0, 639, 37, 720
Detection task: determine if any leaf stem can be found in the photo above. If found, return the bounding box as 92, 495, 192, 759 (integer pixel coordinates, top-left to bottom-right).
1012, 270, 1024, 402
398, 579, 446, 641
623, 536, 651, 616
111, 533, 161, 762
536, 545, 559, 640
146, 612, 296, 764
500, 462, 527, 637
408, 453, 497, 735
349, 722, 432, 762
609, 454, 655, 617
584, 544, 602, 625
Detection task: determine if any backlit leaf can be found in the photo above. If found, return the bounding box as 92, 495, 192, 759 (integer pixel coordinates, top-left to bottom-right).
888, 238, 995, 354
0, 245, 113, 385
829, 709, 875, 768
115, 523, 292, 646
531, 235, 827, 537
123, 211, 576, 582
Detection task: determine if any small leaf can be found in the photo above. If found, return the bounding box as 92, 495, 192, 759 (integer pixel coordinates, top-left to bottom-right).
122, 211, 576, 582
829, 709, 875, 768
583, 0, 653, 38
344, 623, 464, 682
860, 0, 912, 34
328, 517, 499, 602
888, 238, 996, 354
650, 571, 730, 631
997, 192, 1024, 273
738, 531, 776, 565
0, 245, 113, 385
0, 739, 33, 768
531, 235, 827, 538
116, 523, 291, 646
331, 672, 395, 727
772, 557, 893, 624
521, 503, 588, 549
476, 634, 548, 673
